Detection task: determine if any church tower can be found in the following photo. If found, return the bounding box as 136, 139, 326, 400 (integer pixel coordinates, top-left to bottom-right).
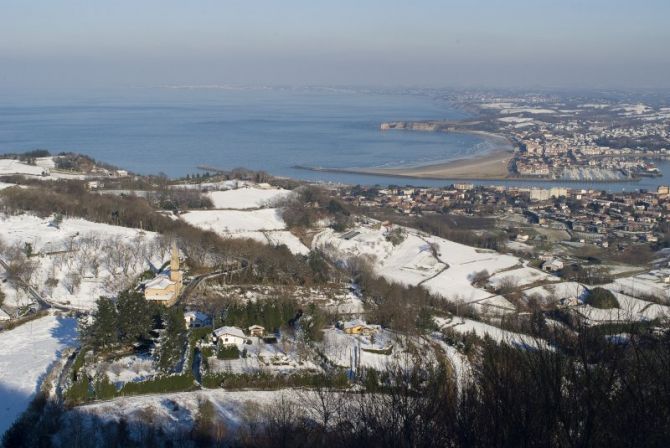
170, 242, 183, 289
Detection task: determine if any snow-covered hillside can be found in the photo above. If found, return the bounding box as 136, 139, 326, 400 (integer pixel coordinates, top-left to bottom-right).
313, 224, 519, 302
0, 214, 164, 311
206, 187, 293, 209
0, 157, 87, 180
180, 208, 309, 255
0, 313, 78, 435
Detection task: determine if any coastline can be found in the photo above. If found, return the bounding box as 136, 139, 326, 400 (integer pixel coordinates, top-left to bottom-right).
294, 148, 514, 180
298, 124, 517, 181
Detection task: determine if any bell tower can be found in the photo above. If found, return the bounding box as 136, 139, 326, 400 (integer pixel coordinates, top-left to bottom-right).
170, 242, 183, 288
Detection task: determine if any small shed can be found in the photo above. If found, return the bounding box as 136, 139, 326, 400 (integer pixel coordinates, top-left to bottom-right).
248, 324, 265, 337
542, 258, 564, 272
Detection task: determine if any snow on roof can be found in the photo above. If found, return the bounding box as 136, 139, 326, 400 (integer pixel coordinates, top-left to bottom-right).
248, 324, 265, 330
184, 311, 208, 322
342, 319, 366, 329
145, 275, 175, 290
213, 326, 246, 339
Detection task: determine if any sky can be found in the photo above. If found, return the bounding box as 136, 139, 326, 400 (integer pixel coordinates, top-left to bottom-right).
1, 0, 669, 91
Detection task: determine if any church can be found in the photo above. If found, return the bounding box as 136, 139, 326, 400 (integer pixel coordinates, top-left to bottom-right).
144, 242, 183, 306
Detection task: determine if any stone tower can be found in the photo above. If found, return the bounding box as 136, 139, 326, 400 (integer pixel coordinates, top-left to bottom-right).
170, 242, 183, 289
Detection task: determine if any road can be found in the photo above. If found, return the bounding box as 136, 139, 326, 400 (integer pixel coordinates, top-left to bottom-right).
176, 256, 249, 306
0, 257, 53, 312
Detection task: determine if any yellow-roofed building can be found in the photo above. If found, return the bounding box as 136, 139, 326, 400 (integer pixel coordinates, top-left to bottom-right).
144, 242, 183, 306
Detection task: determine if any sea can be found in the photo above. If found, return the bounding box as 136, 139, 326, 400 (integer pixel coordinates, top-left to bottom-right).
1, 87, 669, 192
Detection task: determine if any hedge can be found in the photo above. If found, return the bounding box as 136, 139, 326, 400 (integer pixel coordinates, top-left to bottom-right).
118, 373, 197, 396
201, 371, 348, 390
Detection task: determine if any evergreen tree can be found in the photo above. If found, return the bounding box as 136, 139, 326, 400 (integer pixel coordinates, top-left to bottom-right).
156, 307, 188, 372
88, 297, 118, 350
117, 290, 153, 345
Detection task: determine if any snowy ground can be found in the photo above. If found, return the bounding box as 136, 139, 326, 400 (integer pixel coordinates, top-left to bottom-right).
91, 354, 157, 386
66, 389, 298, 439
322, 328, 397, 371
435, 316, 547, 350
575, 290, 670, 325
0, 214, 163, 311
523, 282, 589, 305
206, 187, 293, 209
180, 209, 309, 255
0, 157, 88, 180
0, 181, 20, 190
207, 336, 321, 375
487, 266, 559, 290
314, 224, 520, 303
603, 272, 670, 302
0, 313, 78, 435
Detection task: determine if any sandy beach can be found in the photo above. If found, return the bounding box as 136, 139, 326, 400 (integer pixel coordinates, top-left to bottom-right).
357, 149, 513, 180
297, 127, 515, 180
299, 148, 513, 180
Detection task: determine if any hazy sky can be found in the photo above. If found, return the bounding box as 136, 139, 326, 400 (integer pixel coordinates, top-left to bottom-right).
1, 0, 669, 90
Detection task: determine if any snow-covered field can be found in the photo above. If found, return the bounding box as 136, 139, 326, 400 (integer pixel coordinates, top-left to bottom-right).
0, 157, 87, 180
0, 181, 19, 190
181, 209, 285, 233
180, 209, 309, 255
604, 273, 670, 301
0, 214, 163, 311
500, 108, 556, 115
487, 266, 559, 290
314, 224, 519, 302
206, 187, 293, 209
498, 116, 534, 123
0, 313, 78, 435
207, 336, 321, 375
436, 316, 547, 350
68, 389, 295, 438
576, 290, 670, 325
523, 282, 589, 305
0, 159, 45, 176
93, 354, 157, 386
322, 328, 397, 371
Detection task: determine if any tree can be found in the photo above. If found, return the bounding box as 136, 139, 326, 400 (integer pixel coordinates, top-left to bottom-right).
192, 399, 217, 445
585, 287, 619, 309
88, 297, 119, 350
156, 307, 188, 372
51, 213, 64, 229
116, 291, 153, 345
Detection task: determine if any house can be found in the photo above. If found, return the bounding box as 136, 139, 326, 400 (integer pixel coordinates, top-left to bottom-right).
542, 258, 564, 272
144, 243, 183, 307
213, 326, 247, 346
184, 310, 209, 329
341, 319, 378, 336
248, 324, 265, 337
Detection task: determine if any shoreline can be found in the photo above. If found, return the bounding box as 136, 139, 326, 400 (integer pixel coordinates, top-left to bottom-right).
294, 148, 513, 181
364, 121, 517, 179
295, 123, 644, 184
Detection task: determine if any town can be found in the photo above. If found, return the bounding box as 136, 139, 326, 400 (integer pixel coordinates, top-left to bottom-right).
380, 92, 670, 181
1, 143, 669, 445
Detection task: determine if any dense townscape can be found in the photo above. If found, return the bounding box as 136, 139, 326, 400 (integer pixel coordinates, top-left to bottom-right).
377, 91, 670, 181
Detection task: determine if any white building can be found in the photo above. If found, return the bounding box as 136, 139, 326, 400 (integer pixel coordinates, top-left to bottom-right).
542, 258, 565, 272
213, 326, 247, 346
184, 311, 209, 328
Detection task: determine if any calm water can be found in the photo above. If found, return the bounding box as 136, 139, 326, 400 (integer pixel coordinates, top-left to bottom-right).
0, 87, 668, 192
